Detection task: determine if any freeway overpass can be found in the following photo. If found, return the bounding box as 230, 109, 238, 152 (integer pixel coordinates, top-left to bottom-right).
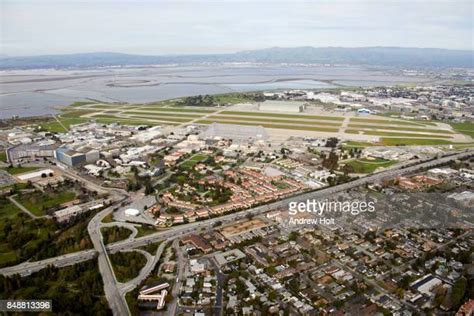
1, 149, 472, 278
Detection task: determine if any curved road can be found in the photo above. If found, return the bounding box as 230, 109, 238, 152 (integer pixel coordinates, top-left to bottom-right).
0, 150, 472, 315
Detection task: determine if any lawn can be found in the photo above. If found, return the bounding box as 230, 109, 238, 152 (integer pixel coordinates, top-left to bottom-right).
125, 114, 196, 123
1, 166, 40, 175
132, 106, 215, 113
0, 151, 7, 163
350, 117, 430, 126
450, 122, 474, 138
180, 154, 208, 170
378, 138, 454, 146
209, 115, 342, 126
125, 111, 204, 118
344, 158, 397, 173
346, 129, 453, 139
16, 191, 77, 216
347, 124, 453, 135
196, 119, 339, 132
38, 117, 88, 133
220, 111, 344, 121
90, 115, 161, 126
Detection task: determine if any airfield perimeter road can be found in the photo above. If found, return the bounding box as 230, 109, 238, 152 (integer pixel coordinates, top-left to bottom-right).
2, 148, 472, 279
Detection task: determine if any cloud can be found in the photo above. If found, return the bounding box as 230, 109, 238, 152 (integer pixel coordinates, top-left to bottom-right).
2, 0, 472, 55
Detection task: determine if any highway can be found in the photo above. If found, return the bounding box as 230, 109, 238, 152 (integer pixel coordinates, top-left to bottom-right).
117, 241, 168, 295
88, 204, 131, 316
1, 149, 472, 278
0, 149, 472, 316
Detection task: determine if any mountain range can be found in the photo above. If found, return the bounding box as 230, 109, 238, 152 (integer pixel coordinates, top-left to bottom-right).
1, 47, 472, 69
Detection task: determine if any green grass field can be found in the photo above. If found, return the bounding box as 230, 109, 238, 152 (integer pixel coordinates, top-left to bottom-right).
0, 151, 8, 163
125, 115, 193, 123
196, 119, 339, 132
350, 117, 431, 126
378, 138, 454, 146
124, 111, 204, 118
348, 124, 453, 134
180, 154, 208, 170
209, 115, 342, 126
346, 129, 453, 139
38, 117, 89, 133
90, 115, 165, 126
1, 166, 40, 175
344, 158, 397, 173
129, 107, 216, 113
220, 111, 344, 121
450, 122, 474, 138
16, 191, 77, 217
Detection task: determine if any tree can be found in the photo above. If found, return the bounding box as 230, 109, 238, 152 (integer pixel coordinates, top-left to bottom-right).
325, 137, 339, 148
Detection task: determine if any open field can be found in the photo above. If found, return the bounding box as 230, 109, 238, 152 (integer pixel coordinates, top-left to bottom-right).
180, 154, 208, 170
343, 158, 397, 173
220, 111, 344, 121
16, 191, 77, 217
208, 115, 342, 126
124, 115, 195, 123
59, 98, 471, 146
347, 124, 453, 135
346, 129, 453, 139
38, 117, 89, 133
1, 166, 40, 175
129, 107, 216, 113
450, 122, 474, 138
350, 117, 433, 126
378, 138, 455, 146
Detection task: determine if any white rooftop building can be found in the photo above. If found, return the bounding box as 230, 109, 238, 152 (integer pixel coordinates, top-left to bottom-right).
259, 100, 306, 113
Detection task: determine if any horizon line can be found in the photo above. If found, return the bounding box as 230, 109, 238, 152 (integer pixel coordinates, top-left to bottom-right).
3, 45, 474, 58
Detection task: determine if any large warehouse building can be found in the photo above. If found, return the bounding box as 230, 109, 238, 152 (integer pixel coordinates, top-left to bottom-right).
200, 123, 268, 144
258, 100, 307, 113
6, 144, 55, 163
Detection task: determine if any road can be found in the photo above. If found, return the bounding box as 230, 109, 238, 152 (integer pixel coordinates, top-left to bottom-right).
118, 241, 168, 295
0, 149, 472, 316
2, 149, 472, 278
167, 240, 186, 316
88, 203, 131, 316
8, 195, 48, 219
101, 221, 139, 242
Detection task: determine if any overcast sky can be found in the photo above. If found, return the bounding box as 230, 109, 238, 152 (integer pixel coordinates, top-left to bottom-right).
2, 0, 473, 56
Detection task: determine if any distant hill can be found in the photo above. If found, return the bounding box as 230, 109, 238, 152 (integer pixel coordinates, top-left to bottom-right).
1, 47, 472, 69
